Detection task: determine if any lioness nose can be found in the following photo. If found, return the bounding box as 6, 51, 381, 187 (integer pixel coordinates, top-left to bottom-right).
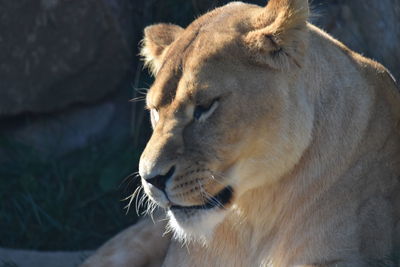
145, 166, 175, 192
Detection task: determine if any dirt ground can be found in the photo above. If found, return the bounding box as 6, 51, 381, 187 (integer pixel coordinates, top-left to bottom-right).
0, 248, 93, 267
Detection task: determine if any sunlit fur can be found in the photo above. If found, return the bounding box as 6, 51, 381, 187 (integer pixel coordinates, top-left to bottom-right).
83, 0, 400, 266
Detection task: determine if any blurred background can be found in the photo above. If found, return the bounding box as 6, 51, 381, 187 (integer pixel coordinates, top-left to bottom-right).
0, 0, 399, 261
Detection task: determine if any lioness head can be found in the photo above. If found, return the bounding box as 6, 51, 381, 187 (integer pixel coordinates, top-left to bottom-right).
139, 0, 314, 240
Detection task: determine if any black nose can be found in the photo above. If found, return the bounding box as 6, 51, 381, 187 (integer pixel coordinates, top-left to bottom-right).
146, 166, 175, 191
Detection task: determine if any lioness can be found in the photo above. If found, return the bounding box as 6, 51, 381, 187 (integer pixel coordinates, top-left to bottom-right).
83, 0, 400, 266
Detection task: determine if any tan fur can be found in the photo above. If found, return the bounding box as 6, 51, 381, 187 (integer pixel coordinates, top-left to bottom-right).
81, 216, 170, 267
84, 0, 400, 266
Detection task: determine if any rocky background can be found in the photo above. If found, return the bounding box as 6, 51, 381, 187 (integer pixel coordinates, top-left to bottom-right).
0, 0, 399, 251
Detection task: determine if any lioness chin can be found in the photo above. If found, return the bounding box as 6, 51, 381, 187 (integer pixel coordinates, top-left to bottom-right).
83, 0, 400, 266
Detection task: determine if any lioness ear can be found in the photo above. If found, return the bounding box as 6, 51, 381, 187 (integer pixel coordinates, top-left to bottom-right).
140, 23, 184, 75
243, 0, 309, 69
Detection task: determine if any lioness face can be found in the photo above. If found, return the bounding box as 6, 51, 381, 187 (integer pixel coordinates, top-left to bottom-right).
139, 1, 313, 240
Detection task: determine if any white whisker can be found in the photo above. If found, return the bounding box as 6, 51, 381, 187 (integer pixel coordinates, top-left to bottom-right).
123, 184, 143, 214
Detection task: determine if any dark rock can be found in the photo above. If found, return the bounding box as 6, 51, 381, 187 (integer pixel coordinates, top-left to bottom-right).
311, 0, 400, 82
102, 0, 136, 46
0, 91, 132, 159
0, 0, 132, 116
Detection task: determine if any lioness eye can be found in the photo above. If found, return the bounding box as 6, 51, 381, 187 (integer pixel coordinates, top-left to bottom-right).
194, 100, 219, 121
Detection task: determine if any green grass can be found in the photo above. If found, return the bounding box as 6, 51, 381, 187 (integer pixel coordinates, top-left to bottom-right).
0, 135, 144, 250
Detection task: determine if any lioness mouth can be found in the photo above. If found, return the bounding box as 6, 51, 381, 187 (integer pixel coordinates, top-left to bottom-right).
170, 186, 233, 211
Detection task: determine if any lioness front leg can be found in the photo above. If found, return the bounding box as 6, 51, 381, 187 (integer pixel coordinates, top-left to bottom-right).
81, 216, 170, 267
